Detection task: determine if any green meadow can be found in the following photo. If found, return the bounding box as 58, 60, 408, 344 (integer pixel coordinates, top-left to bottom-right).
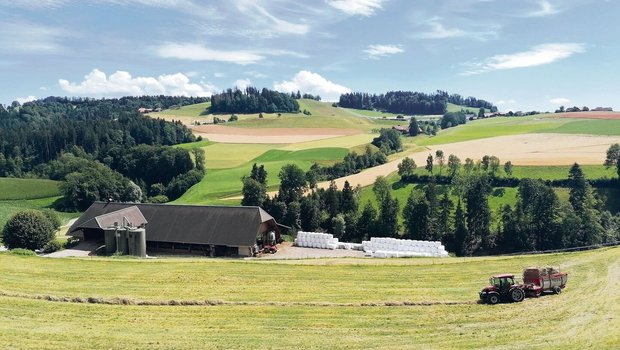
0, 247, 618, 349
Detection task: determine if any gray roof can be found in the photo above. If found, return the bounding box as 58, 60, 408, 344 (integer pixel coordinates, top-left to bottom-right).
78, 206, 148, 230
69, 202, 280, 247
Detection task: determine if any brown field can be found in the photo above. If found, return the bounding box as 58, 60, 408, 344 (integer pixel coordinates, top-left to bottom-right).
192, 125, 362, 144
554, 111, 620, 120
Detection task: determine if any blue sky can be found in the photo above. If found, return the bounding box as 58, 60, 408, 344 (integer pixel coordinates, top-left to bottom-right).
1, 0, 618, 112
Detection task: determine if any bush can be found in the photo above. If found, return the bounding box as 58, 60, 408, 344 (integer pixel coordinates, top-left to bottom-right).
42, 209, 62, 230
43, 240, 63, 253
2, 210, 55, 250
10, 248, 36, 256
148, 195, 169, 203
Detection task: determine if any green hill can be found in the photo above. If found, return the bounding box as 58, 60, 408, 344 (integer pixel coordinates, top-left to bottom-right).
0, 246, 617, 348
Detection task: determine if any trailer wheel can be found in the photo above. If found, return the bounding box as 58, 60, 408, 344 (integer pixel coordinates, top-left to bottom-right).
510, 288, 525, 302
553, 286, 562, 294
487, 293, 500, 305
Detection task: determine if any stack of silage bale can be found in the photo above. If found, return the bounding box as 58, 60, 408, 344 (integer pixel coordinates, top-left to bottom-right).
294, 231, 339, 249
361, 237, 449, 258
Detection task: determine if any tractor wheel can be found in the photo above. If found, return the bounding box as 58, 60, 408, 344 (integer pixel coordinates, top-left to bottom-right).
510, 288, 525, 302
487, 293, 500, 305
553, 286, 562, 294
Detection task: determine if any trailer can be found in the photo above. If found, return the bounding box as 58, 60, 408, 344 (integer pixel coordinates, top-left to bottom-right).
522, 267, 568, 297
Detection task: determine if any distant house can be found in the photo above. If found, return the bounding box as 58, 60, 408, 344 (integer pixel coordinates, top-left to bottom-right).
392, 125, 409, 134
592, 107, 613, 112
465, 113, 476, 120
137, 107, 154, 113
68, 202, 285, 257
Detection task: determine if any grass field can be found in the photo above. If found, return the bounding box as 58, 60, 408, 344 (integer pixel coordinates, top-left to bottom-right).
0, 178, 61, 200
174, 147, 349, 204
0, 247, 618, 349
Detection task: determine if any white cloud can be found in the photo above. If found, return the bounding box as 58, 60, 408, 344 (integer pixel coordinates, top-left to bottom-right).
327, 0, 385, 16
157, 43, 265, 65
364, 44, 404, 59
0, 20, 70, 53
416, 18, 497, 41
234, 0, 309, 36
234, 78, 251, 90
550, 97, 570, 105
58, 69, 215, 97
495, 99, 517, 106
0, 0, 69, 9
274, 70, 350, 102
15, 96, 37, 104
214, 72, 226, 78
527, 0, 559, 17
462, 43, 586, 75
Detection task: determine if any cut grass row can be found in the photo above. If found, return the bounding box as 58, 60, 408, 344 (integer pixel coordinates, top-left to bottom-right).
0, 247, 617, 349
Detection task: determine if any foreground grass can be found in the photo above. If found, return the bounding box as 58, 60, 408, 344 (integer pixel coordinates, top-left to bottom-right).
0, 247, 617, 349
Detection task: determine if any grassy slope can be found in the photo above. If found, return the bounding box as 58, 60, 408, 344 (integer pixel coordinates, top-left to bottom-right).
0, 247, 618, 349
174, 148, 349, 204
151, 102, 211, 118
0, 178, 61, 200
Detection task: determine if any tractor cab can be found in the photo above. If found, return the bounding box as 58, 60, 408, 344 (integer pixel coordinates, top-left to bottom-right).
490, 274, 516, 291
480, 273, 525, 304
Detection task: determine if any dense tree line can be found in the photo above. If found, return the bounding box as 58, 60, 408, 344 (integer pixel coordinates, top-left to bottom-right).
307, 146, 387, 182
436, 90, 497, 112
209, 87, 299, 114
338, 91, 447, 115
288, 91, 321, 101
0, 96, 205, 209
338, 90, 496, 115
0, 96, 196, 177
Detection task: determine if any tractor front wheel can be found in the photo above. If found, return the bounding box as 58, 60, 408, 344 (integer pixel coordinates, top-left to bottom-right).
487, 293, 500, 305
510, 288, 525, 302
553, 286, 562, 294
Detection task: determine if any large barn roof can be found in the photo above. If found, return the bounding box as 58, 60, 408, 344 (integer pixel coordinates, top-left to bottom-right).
69, 202, 280, 247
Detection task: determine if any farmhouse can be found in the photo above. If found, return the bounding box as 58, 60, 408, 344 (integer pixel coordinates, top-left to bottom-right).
68, 202, 283, 257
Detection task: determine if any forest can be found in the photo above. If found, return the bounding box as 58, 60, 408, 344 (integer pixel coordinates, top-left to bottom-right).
0, 96, 206, 210
209, 87, 299, 114
338, 90, 497, 115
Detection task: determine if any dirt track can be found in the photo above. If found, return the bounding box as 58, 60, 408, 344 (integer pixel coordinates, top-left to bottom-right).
193, 125, 362, 144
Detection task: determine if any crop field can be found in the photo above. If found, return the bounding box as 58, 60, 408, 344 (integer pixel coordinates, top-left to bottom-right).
0, 247, 618, 349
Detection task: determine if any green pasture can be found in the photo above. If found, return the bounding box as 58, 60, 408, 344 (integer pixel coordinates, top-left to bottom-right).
543, 119, 620, 136
279, 134, 376, 151
446, 103, 489, 114
202, 143, 283, 169
150, 102, 211, 118
0, 178, 61, 200
0, 247, 618, 349
174, 147, 348, 204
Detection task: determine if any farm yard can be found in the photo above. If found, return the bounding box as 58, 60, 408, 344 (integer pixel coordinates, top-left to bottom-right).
0, 247, 618, 348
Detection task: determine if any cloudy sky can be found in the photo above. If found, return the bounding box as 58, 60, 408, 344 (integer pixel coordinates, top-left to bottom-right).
1, 0, 618, 111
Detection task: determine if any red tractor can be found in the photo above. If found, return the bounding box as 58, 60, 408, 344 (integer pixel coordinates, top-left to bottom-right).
479, 274, 526, 304
479, 267, 568, 304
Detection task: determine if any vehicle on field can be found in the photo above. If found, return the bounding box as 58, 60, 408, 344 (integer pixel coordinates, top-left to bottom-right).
479, 274, 526, 304
522, 267, 568, 297
479, 267, 568, 304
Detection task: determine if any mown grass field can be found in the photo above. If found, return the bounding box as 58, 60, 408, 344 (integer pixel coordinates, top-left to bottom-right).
0, 247, 618, 349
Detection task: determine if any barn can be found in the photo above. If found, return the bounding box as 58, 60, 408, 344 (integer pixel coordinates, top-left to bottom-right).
68, 201, 284, 257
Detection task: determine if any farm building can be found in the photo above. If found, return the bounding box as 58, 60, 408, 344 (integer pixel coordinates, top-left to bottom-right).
68, 202, 284, 257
